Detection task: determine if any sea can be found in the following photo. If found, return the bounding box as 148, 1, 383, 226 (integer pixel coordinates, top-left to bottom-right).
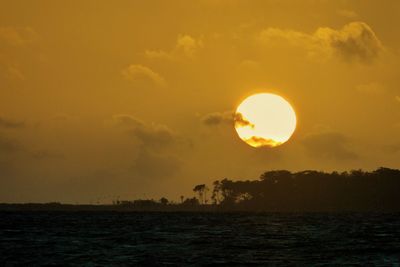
1, 211, 400, 266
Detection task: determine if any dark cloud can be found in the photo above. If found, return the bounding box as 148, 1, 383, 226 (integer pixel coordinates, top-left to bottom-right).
327, 22, 384, 63
130, 125, 177, 148
200, 111, 270, 130
112, 114, 186, 179
302, 131, 358, 160
201, 111, 233, 126
113, 114, 182, 148
0, 116, 25, 129
259, 21, 383, 63
234, 112, 254, 128
244, 136, 282, 148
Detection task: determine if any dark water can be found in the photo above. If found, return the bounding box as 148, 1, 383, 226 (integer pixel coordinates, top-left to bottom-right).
1, 212, 400, 266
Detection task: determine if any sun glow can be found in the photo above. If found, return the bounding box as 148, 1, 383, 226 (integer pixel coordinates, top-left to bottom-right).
234, 93, 297, 148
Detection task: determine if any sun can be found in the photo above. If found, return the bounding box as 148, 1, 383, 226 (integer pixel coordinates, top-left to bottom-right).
234, 93, 297, 148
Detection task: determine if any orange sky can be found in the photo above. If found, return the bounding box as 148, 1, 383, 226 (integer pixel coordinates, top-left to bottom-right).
1, 0, 400, 203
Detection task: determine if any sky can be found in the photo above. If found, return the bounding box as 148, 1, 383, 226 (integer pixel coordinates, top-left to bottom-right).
1, 0, 400, 203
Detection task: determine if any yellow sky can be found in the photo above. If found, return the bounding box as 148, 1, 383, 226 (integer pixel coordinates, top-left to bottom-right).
1, 0, 400, 203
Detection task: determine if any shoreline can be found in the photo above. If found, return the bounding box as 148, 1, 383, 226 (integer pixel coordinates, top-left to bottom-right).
1, 203, 399, 213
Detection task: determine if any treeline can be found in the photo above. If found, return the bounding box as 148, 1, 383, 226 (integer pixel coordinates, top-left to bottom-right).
117, 167, 400, 212
207, 167, 400, 211
2, 168, 400, 212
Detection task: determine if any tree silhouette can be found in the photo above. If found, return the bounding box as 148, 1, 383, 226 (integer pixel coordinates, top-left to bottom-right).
211, 167, 400, 211
160, 197, 169, 205
73, 167, 400, 212
211, 180, 221, 204
193, 184, 209, 204
182, 197, 200, 206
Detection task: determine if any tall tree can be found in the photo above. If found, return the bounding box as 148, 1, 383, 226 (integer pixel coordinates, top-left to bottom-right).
193, 184, 208, 204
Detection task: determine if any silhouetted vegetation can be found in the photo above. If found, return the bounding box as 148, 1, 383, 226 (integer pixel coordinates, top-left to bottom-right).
212, 167, 400, 211
1, 167, 400, 212
193, 184, 209, 204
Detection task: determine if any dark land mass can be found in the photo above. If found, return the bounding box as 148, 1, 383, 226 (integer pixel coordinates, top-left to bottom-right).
2, 167, 400, 212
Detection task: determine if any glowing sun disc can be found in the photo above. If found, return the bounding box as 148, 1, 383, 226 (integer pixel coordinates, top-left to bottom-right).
234, 93, 297, 148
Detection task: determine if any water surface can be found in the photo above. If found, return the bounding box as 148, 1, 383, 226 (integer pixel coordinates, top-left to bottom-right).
1, 212, 400, 266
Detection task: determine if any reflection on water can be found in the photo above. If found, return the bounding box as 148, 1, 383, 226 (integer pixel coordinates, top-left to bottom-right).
1, 212, 400, 265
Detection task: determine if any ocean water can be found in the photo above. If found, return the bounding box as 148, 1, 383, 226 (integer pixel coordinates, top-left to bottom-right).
1, 212, 400, 266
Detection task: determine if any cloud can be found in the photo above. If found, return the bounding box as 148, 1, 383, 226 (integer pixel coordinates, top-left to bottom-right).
131, 124, 178, 148
112, 114, 179, 148
0, 27, 37, 46
122, 64, 167, 87
321, 22, 383, 63
111, 114, 187, 179
145, 34, 203, 60
234, 112, 254, 128
201, 111, 260, 149
0, 130, 62, 166
302, 131, 358, 160
176, 34, 203, 57
258, 22, 383, 63
201, 111, 233, 126
243, 136, 282, 148
201, 111, 257, 129
0, 116, 25, 129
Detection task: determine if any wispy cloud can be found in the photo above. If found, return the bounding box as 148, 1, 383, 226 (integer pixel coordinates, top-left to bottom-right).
201, 111, 233, 126
145, 34, 203, 60
111, 114, 189, 179
122, 64, 167, 87
258, 22, 384, 63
